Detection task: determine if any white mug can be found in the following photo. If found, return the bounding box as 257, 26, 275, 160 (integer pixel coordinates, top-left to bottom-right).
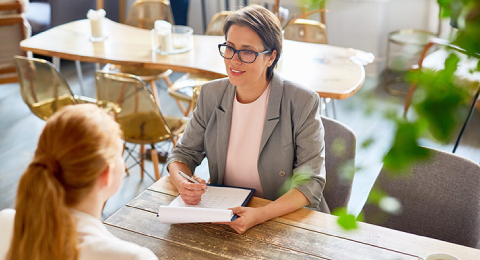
424, 253, 459, 260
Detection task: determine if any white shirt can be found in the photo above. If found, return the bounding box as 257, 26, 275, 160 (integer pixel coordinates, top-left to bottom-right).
0, 209, 157, 260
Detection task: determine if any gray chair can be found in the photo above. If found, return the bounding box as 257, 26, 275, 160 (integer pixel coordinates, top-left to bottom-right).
363, 147, 480, 248
321, 116, 356, 212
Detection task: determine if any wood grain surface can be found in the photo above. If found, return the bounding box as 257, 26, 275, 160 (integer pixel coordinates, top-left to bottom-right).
103, 177, 480, 260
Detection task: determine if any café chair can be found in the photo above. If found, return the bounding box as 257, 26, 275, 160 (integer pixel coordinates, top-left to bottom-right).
95, 71, 189, 181
125, 0, 174, 30
106, 0, 175, 108
102, 63, 172, 109
362, 147, 480, 248
204, 11, 230, 36
403, 38, 480, 154
283, 18, 327, 44
167, 75, 209, 116
14, 56, 95, 120
166, 10, 229, 116
320, 116, 356, 213
0, 0, 30, 84
383, 7, 442, 96
283, 9, 336, 119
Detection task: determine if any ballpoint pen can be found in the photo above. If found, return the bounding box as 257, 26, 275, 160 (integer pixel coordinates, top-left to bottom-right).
178, 171, 209, 192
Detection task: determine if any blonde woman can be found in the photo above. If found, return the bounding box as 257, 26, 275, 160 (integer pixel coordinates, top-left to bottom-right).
0, 104, 157, 260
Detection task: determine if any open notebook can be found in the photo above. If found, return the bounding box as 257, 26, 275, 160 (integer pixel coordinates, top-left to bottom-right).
157, 185, 255, 224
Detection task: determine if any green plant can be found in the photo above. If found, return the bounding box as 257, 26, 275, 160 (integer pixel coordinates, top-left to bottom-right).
299, 0, 480, 229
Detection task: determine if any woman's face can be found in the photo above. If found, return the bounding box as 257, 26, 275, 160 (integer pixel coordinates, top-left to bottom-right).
224, 25, 276, 89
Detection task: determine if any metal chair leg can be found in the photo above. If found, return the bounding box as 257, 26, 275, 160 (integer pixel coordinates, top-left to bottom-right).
123, 144, 155, 181
452, 86, 480, 153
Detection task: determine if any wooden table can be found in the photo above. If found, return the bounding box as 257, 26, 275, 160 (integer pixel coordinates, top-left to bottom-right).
104, 176, 480, 260
20, 19, 371, 100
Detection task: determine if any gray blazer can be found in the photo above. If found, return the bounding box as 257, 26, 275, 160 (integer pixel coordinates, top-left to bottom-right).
166, 73, 326, 209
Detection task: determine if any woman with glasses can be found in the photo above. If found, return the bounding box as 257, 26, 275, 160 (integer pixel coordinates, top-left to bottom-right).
0, 104, 157, 260
167, 5, 326, 234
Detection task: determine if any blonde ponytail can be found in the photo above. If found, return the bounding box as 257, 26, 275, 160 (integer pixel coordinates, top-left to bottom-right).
7, 104, 122, 260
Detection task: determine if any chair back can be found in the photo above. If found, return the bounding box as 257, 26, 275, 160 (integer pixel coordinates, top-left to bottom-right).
0, 1, 30, 84
95, 71, 175, 145
126, 0, 174, 29
14, 56, 76, 120
363, 148, 480, 248
205, 11, 230, 36
321, 116, 356, 211
283, 18, 327, 44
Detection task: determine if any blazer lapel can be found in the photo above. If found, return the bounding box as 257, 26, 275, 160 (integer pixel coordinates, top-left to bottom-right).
215, 82, 235, 184
259, 73, 283, 154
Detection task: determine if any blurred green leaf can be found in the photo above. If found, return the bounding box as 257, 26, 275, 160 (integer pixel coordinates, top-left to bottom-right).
413, 66, 470, 142
361, 137, 374, 149
383, 120, 430, 173
333, 207, 358, 230
279, 166, 312, 195
356, 211, 365, 222
366, 187, 387, 205
339, 161, 356, 181
332, 138, 346, 157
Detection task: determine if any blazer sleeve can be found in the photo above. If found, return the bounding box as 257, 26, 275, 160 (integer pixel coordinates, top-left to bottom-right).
292, 90, 326, 208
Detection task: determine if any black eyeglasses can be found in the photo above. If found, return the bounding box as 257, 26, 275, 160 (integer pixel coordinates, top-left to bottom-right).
218, 43, 271, 63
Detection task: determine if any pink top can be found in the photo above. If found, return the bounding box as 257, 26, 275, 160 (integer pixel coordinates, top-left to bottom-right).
224, 85, 271, 197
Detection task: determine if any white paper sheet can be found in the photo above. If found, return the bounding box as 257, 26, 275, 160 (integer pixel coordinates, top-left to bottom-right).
157, 186, 252, 224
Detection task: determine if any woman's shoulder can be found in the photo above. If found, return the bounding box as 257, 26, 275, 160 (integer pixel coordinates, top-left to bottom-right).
0, 208, 15, 220
78, 236, 157, 260
272, 73, 319, 102
0, 209, 15, 260
201, 77, 231, 93
197, 77, 233, 110
281, 79, 320, 104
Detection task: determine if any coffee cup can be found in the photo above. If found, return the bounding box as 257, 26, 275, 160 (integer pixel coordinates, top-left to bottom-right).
424, 253, 459, 260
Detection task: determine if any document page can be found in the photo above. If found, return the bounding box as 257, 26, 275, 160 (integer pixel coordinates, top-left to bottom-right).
157, 186, 253, 224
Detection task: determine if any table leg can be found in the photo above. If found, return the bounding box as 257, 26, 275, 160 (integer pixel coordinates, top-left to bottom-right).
53, 57, 60, 69
75, 60, 85, 96
96, 0, 104, 10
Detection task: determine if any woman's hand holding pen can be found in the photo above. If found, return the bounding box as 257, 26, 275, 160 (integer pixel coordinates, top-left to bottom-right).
178, 175, 207, 205
168, 162, 207, 205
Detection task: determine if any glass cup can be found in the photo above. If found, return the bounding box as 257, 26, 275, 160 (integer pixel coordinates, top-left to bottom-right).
87, 9, 107, 42
172, 25, 193, 53
151, 20, 173, 55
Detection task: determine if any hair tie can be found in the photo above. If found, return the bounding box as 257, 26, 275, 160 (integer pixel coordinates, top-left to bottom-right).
31, 156, 61, 176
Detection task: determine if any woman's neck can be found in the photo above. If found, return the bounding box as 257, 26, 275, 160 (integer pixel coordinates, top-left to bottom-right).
70, 187, 106, 219
236, 79, 269, 104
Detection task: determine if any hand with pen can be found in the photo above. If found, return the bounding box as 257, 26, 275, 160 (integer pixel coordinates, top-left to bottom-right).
168, 162, 208, 205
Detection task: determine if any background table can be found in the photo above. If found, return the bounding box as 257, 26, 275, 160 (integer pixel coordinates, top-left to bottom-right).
20, 19, 371, 100
104, 176, 480, 260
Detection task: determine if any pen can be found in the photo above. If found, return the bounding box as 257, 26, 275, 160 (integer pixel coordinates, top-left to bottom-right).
178, 171, 209, 192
